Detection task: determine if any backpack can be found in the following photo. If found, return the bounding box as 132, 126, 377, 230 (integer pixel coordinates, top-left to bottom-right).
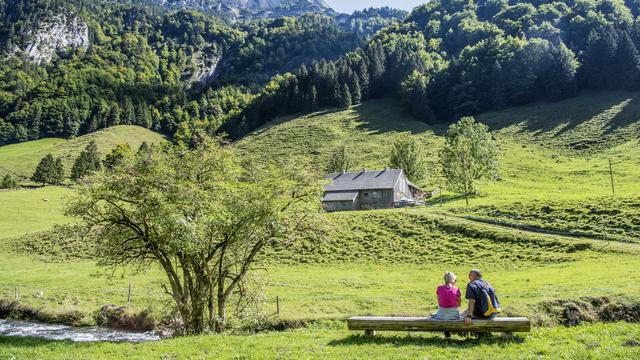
472, 280, 502, 317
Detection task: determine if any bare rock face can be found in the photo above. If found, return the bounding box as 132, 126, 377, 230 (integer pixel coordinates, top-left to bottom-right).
158, 0, 333, 20
184, 49, 223, 85
12, 12, 89, 64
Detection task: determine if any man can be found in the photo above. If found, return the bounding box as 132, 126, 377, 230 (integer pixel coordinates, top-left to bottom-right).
463, 269, 501, 325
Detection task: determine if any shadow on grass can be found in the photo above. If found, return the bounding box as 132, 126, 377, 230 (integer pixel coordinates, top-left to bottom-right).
328, 333, 525, 348
423, 192, 492, 208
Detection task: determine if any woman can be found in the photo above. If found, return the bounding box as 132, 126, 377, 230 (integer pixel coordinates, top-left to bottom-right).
431, 272, 462, 320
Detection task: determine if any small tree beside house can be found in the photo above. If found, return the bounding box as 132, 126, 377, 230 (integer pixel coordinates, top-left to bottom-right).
325, 144, 353, 173
440, 117, 499, 205
389, 132, 427, 182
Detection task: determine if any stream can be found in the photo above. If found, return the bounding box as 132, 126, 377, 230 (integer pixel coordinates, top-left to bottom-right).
0, 319, 162, 342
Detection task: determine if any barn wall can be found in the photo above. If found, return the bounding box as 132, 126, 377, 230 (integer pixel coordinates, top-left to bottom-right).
394, 175, 413, 202
323, 200, 356, 212
359, 189, 394, 209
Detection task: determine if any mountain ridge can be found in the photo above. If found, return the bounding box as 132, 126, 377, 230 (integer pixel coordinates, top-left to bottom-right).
149, 0, 334, 20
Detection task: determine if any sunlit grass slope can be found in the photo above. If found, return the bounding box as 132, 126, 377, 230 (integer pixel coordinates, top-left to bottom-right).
0, 187, 72, 241
0, 126, 167, 178
238, 92, 640, 206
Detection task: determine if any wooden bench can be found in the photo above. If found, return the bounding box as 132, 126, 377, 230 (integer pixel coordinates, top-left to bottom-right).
347, 316, 531, 337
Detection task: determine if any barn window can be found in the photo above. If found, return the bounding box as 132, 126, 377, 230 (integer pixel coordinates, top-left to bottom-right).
373, 191, 379, 200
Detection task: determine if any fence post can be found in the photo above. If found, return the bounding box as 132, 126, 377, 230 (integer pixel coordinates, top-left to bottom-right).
609, 159, 615, 195
127, 283, 132, 308
276, 296, 280, 318
15, 287, 19, 300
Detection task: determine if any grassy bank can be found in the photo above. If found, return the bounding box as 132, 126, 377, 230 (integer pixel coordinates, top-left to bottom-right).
1, 323, 639, 359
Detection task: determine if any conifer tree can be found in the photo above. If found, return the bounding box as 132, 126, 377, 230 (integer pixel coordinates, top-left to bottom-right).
613, 32, 640, 90
122, 97, 136, 125
489, 60, 506, 109
356, 56, 370, 99
71, 140, 102, 181
108, 103, 122, 127
349, 72, 362, 105
583, 28, 618, 90
308, 85, 319, 112
31, 154, 55, 186
1, 173, 18, 189
31, 154, 64, 186
52, 157, 65, 185
338, 83, 352, 109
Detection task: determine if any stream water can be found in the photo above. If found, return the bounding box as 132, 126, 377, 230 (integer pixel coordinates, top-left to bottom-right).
0, 319, 162, 342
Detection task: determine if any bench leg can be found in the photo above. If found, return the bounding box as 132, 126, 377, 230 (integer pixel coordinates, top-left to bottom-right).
503, 332, 513, 339
364, 330, 375, 338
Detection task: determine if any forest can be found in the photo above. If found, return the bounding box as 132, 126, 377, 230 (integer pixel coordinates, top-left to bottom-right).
223, 0, 640, 138
3, 0, 640, 146
0, 0, 403, 145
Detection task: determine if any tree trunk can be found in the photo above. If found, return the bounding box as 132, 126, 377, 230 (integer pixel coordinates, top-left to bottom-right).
208, 286, 216, 329
215, 293, 227, 333
464, 182, 469, 206
189, 300, 205, 335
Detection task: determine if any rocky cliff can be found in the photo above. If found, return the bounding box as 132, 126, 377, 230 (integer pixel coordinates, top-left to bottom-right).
10, 12, 89, 64
155, 0, 333, 20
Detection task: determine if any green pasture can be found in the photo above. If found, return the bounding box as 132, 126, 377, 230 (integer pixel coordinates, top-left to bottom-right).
1, 323, 639, 359
238, 93, 640, 207
0, 187, 73, 241
0, 125, 167, 179
1, 91, 640, 358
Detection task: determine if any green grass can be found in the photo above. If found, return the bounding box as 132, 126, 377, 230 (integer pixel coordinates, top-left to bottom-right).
0, 187, 73, 241
266, 210, 604, 265
1, 253, 639, 324
235, 100, 441, 175
238, 92, 640, 207
451, 197, 640, 243
1, 323, 639, 359
0, 126, 167, 179
1, 92, 640, 358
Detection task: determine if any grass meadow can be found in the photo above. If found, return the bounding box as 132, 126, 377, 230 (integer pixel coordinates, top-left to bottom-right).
1, 323, 639, 359
0, 125, 167, 179
1, 91, 640, 358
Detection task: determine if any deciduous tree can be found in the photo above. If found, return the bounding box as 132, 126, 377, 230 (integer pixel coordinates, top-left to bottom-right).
66, 139, 322, 335
440, 117, 499, 205
389, 132, 427, 182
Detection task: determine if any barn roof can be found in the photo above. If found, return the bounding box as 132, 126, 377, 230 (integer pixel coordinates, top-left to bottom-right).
324, 169, 404, 192
321, 190, 359, 202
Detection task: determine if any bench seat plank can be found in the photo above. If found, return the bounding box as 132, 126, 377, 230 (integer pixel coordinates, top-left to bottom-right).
347, 316, 531, 333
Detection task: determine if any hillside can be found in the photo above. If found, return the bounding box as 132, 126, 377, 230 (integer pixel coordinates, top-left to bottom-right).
237, 92, 640, 204
0, 125, 167, 178
236, 99, 439, 172
1, 93, 640, 358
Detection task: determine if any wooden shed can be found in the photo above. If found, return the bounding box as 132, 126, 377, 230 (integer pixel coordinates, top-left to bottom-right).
322, 169, 423, 212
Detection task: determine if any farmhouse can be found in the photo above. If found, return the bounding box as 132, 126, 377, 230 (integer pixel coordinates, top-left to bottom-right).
322, 169, 424, 212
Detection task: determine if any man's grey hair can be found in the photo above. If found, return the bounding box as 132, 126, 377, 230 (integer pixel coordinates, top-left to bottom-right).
470, 269, 483, 278
444, 272, 457, 284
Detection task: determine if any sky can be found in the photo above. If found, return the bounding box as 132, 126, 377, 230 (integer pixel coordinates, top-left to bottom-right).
325, 0, 426, 13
